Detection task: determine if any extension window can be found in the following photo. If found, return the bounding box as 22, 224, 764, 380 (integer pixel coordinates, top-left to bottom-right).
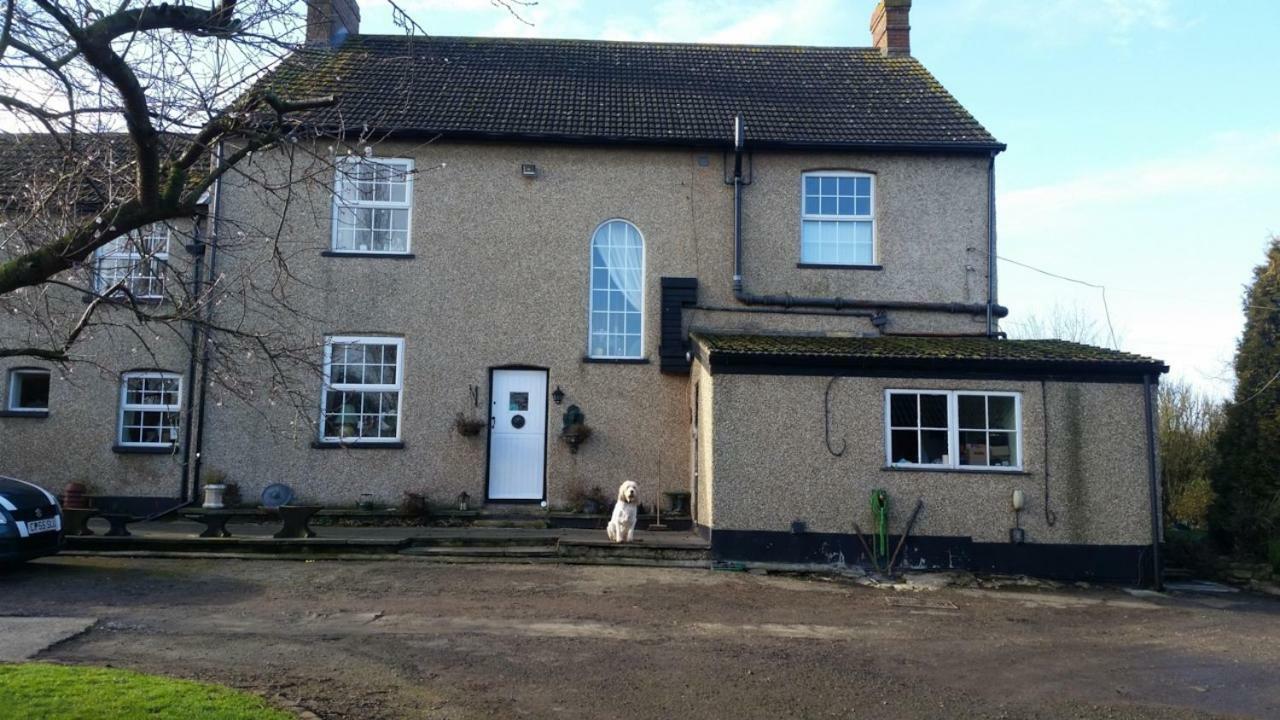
885, 390, 1021, 470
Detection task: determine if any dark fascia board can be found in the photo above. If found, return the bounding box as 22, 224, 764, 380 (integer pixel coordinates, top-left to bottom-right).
705, 350, 1169, 383
296, 127, 1008, 155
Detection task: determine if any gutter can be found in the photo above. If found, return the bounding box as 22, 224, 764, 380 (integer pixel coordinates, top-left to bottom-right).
726, 115, 1008, 319
189, 141, 226, 503
1142, 373, 1164, 590
316, 125, 1008, 155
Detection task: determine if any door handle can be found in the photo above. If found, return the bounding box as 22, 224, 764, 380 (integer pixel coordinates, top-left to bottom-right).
489, 416, 495, 430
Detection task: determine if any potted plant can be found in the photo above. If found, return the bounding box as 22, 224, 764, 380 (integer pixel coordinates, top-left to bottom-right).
582, 485, 608, 514
222, 482, 242, 508
561, 422, 592, 454
201, 469, 228, 509
454, 412, 486, 437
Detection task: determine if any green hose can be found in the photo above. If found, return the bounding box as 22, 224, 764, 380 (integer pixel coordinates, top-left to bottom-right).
871, 489, 889, 559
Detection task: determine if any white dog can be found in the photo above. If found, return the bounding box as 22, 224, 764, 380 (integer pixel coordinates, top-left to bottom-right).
606, 480, 639, 543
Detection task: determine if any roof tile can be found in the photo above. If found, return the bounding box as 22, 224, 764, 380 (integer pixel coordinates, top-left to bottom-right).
258, 35, 1002, 150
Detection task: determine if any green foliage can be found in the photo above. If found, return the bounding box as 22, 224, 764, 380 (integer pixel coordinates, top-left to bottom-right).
1164, 526, 1224, 578
1158, 379, 1222, 528
1209, 237, 1280, 557
0, 663, 291, 720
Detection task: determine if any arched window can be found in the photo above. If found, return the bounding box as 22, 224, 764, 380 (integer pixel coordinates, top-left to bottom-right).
588, 220, 645, 359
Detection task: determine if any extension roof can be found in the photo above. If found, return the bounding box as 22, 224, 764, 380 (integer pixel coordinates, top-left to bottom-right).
692, 333, 1168, 379
257, 35, 1003, 152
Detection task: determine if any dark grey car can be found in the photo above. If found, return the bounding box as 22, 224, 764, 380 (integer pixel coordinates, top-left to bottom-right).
0, 476, 63, 563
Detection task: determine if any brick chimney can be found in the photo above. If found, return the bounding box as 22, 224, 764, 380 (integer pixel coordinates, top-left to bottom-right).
306, 0, 360, 46
870, 0, 911, 56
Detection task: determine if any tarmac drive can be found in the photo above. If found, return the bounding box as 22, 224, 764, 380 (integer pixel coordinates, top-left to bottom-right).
2, 556, 1278, 719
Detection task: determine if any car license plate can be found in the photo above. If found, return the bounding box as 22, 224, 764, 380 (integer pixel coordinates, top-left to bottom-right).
26, 518, 57, 534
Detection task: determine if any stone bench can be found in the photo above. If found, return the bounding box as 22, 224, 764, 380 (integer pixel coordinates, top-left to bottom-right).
182, 506, 323, 539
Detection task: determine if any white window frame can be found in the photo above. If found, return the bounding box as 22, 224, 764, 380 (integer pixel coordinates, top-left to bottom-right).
884, 389, 1023, 472
330, 156, 415, 254
6, 368, 51, 413
587, 218, 646, 360
800, 170, 876, 266
94, 225, 171, 299
319, 335, 406, 444
117, 371, 182, 447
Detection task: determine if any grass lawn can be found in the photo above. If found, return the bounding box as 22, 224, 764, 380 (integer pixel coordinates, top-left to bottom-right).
0, 663, 293, 720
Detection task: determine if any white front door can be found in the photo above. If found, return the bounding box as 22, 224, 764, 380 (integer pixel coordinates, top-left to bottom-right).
487, 368, 548, 501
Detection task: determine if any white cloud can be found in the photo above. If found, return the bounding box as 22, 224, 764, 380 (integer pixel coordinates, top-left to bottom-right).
1001, 131, 1280, 240
998, 130, 1280, 399
479, 0, 842, 45
937, 0, 1193, 47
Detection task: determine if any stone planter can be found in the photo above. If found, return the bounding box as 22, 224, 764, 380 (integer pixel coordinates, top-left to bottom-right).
202, 483, 227, 509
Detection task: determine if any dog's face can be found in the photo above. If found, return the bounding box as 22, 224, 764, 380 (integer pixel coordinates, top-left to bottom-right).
618, 480, 639, 504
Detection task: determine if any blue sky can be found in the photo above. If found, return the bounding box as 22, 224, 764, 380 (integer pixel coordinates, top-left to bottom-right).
359, 0, 1280, 397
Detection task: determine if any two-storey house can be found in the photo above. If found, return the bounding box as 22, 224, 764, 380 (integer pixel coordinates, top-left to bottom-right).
0, 0, 1168, 582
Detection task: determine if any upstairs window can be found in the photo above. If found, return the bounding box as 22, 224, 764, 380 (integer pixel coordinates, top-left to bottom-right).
6, 368, 50, 413
321, 336, 405, 443
332, 157, 414, 254
588, 219, 645, 359
800, 172, 874, 266
95, 225, 170, 299
118, 372, 181, 447
886, 390, 1022, 470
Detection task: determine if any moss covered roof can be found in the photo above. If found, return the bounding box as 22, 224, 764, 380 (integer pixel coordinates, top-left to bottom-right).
693, 333, 1168, 376
255, 35, 1002, 151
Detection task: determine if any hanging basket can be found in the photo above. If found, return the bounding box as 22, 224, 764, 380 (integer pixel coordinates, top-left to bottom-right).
560, 423, 593, 454
454, 413, 486, 437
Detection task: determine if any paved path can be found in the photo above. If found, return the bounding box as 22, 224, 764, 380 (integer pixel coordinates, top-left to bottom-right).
0, 616, 96, 661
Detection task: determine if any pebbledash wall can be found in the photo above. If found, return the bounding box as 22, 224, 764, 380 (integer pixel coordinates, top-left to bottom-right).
693, 362, 1159, 583
0, 219, 199, 497
0, 139, 995, 507
190, 139, 993, 508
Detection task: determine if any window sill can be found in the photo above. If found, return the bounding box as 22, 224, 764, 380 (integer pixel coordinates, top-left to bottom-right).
312, 440, 406, 450
797, 263, 883, 271
321, 251, 416, 260
112, 444, 178, 455
881, 465, 1029, 476
81, 293, 167, 306
582, 357, 650, 365
0, 409, 48, 418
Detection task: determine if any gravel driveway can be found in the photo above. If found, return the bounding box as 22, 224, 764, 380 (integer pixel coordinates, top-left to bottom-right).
2, 557, 1278, 719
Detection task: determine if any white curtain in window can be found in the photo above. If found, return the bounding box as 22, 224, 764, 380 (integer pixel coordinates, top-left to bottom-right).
589, 220, 644, 358
606, 222, 642, 312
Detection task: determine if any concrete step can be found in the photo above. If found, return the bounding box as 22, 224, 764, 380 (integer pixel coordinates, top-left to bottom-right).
469, 519, 549, 529
557, 539, 711, 563
67, 535, 409, 555
405, 533, 556, 548
400, 545, 558, 558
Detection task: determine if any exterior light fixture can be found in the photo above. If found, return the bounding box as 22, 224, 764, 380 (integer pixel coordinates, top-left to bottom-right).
520, 163, 538, 178
551, 385, 565, 405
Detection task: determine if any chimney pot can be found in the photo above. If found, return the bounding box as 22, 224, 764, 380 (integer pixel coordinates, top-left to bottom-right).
306, 0, 361, 47
870, 0, 911, 56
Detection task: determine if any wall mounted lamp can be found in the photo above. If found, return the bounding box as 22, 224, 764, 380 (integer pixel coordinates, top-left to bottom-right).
551, 385, 565, 405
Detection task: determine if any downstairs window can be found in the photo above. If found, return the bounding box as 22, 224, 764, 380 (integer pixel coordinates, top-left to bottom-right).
320, 336, 405, 443
886, 390, 1021, 470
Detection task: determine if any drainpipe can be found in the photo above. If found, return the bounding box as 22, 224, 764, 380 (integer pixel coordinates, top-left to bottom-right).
189, 141, 226, 503
986, 151, 998, 336
732, 116, 744, 294
1142, 373, 1163, 590
178, 209, 208, 502
727, 116, 1008, 319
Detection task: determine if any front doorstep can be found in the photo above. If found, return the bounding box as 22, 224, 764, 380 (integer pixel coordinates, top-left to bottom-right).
708, 529, 1156, 585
